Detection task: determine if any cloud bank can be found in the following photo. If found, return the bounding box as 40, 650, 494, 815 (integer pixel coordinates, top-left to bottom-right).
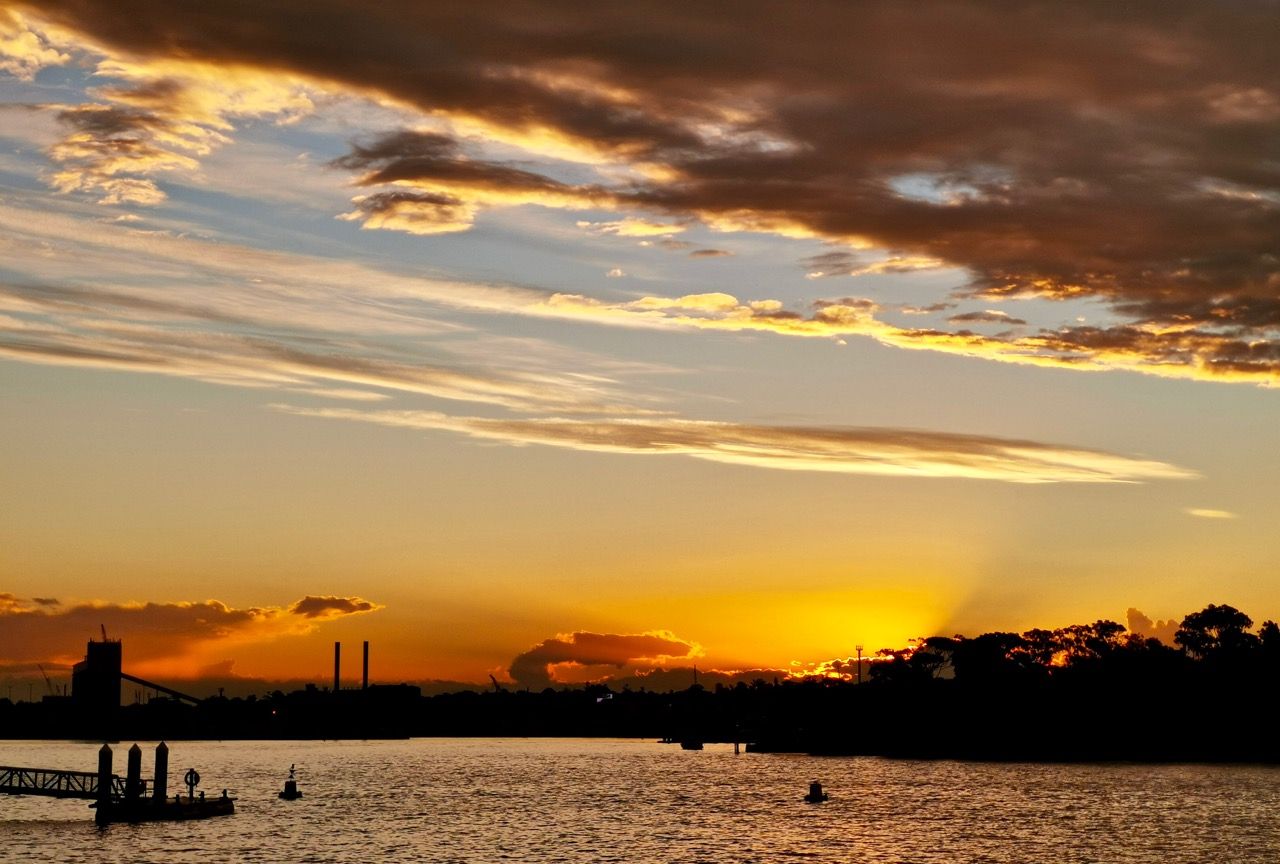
1, 1, 1276, 382
0, 593, 382, 672
508, 630, 701, 689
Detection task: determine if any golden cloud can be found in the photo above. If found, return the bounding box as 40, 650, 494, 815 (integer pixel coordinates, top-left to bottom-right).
0, 8, 72, 79
274, 404, 1197, 484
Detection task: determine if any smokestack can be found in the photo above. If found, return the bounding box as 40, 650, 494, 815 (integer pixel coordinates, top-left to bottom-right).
362, 640, 369, 690
333, 641, 340, 692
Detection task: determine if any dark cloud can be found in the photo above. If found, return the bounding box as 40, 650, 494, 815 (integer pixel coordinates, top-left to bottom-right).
332, 131, 577, 195
689, 248, 731, 258
811, 296, 877, 312
947, 310, 1028, 326
10, 0, 1280, 377
288, 595, 380, 619
508, 631, 698, 689
901, 302, 957, 315
802, 251, 861, 276
46, 102, 200, 203
0, 594, 382, 666
31, 597, 60, 606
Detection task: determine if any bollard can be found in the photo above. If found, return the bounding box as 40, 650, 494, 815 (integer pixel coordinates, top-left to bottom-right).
125, 744, 142, 800
95, 743, 113, 814
153, 741, 168, 801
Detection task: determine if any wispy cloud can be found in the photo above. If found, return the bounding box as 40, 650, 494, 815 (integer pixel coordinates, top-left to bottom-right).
539, 291, 1280, 385
1185, 508, 1238, 520
273, 404, 1197, 484
0, 199, 668, 412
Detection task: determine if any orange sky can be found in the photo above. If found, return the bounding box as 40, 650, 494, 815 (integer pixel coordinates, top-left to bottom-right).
1, 1, 1278, 694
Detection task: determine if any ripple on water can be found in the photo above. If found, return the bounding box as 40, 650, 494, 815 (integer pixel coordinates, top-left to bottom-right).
2, 740, 1280, 862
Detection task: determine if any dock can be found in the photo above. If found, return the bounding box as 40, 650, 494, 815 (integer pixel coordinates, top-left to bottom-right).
0, 742, 234, 824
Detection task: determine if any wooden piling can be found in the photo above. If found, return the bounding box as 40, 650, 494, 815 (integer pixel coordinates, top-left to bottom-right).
153, 742, 168, 801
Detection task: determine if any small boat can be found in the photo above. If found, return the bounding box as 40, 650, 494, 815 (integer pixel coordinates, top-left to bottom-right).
679, 740, 703, 751
278, 764, 303, 800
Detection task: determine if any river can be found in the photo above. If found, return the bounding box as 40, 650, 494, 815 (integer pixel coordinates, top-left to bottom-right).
2, 738, 1278, 862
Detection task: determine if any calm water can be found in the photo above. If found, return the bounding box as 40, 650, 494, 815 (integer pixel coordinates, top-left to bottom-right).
2, 738, 1279, 862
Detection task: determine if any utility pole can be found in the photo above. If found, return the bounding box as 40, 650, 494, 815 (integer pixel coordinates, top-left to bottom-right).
856, 645, 863, 685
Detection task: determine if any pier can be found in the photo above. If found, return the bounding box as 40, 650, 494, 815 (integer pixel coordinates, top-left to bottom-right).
0, 743, 234, 824
0, 765, 124, 800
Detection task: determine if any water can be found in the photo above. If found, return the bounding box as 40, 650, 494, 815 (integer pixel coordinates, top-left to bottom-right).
2, 739, 1279, 862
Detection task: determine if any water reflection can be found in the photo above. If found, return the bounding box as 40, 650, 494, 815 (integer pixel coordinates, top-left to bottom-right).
1, 739, 1278, 863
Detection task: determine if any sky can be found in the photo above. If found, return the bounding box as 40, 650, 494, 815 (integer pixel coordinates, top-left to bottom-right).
1, 1, 1277, 695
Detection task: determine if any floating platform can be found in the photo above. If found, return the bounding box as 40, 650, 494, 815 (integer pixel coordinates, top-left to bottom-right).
94, 794, 235, 824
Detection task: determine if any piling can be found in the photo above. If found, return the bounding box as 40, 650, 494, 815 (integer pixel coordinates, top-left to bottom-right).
153, 742, 168, 801
96, 743, 113, 812
125, 743, 142, 800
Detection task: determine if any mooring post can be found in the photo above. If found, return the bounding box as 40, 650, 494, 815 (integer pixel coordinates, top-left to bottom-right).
95, 743, 113, 824
153, 741, 168, 801
125, 743, 142, 800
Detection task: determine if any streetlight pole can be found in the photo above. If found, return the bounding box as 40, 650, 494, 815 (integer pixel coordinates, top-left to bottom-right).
856, 645, 863, 685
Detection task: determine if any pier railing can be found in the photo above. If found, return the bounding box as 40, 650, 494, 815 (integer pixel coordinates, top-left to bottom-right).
0, 766, 126, 800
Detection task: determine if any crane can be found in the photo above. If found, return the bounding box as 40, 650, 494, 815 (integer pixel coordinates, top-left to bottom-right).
36, 664, 54, 696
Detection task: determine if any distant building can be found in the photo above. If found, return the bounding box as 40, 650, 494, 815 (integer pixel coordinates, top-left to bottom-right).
71, 638, 122, 718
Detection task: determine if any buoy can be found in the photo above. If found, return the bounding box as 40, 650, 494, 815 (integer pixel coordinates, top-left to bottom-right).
279, 764, 303, 800
803, 780, 829, 803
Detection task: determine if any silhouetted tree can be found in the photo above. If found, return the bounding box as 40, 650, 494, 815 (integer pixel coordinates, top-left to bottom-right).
1055, 620, 1126, 665
949, 632, 1031, 683
1175, 604, 1259, 660
1017, 628, 1061, 670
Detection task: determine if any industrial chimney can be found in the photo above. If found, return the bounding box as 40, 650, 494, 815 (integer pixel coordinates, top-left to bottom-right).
362, 640, 369, 690
333, 641, 340, 692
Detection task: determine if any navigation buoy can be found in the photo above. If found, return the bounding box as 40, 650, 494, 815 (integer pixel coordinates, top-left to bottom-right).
803, 780, 829, 803
279, 764, 303, 800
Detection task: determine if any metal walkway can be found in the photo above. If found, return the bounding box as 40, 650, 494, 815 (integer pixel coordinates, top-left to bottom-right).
0, 766, 126, 800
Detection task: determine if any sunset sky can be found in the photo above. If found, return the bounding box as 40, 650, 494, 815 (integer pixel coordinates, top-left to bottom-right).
1, 1, 1277, 694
